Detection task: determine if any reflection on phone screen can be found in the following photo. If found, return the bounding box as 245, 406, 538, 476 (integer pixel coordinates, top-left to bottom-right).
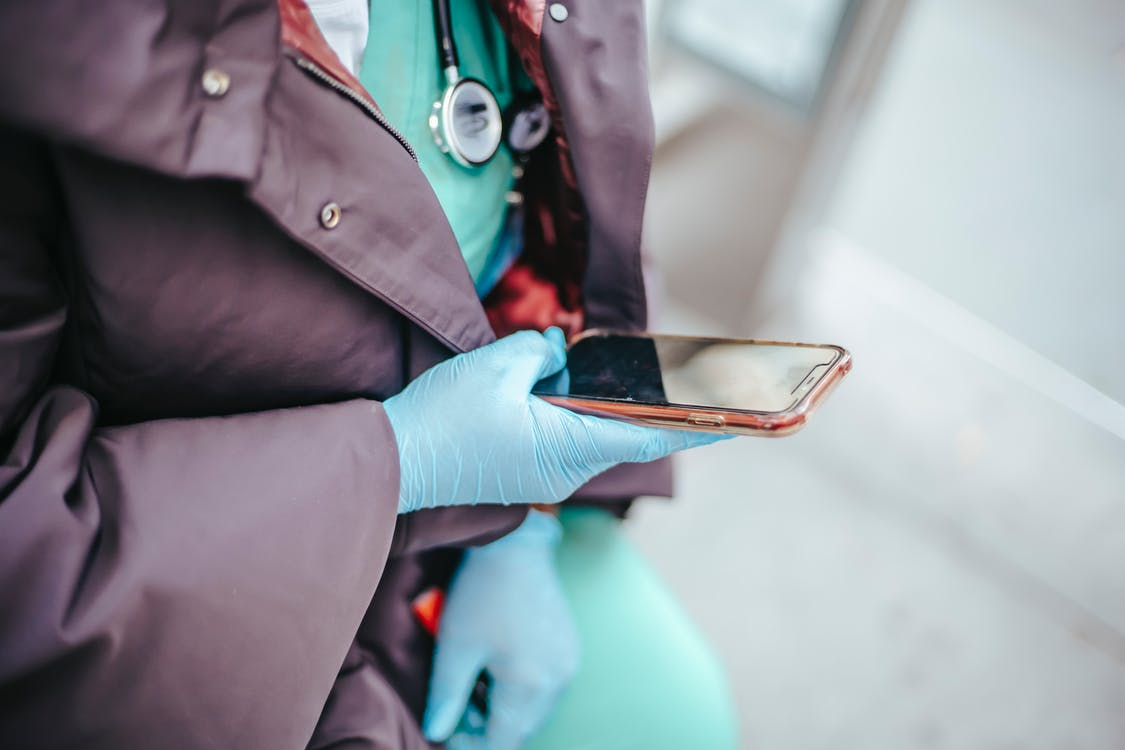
535, 334, 840, 413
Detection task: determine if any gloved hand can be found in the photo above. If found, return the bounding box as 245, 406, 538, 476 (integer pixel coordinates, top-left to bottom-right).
422, 509, 578, 750
385, 328, 725, 514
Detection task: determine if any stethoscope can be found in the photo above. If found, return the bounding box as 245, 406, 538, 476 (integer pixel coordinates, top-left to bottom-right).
428, 0, 551, 168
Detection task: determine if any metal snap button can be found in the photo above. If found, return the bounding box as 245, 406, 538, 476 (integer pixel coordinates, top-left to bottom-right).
201, 68, 231, 98
548, 3, 568, 22
319, 202, 342, 229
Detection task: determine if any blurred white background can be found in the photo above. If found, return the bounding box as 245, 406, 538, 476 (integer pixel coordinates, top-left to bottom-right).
629, 0, 1125, 746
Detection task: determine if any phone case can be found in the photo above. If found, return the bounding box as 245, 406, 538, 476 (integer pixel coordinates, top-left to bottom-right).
538, 329, 852, 437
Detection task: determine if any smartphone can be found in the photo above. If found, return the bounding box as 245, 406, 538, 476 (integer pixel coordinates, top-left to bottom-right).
533, 329, 851, 437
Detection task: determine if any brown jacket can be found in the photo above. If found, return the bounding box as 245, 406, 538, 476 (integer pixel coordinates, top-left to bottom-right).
0, 0, 668, 747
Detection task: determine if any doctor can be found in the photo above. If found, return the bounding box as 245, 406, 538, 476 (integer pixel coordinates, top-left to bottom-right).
0, 0, 738, 748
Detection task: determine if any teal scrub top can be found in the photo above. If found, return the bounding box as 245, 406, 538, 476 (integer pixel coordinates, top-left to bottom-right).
358, 0, 516, 286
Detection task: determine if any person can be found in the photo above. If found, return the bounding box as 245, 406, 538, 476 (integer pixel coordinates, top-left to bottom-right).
0, 0, 739, 748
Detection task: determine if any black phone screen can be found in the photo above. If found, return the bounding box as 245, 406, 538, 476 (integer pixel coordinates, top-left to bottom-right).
533, 333, 842, 414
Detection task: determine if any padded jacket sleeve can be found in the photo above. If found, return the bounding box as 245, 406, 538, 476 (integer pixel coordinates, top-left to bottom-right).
0, 128, 401, 748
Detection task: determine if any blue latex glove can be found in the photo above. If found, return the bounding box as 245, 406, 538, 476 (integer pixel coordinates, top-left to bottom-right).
423, 509, 578, 750
385, 328, 725, 514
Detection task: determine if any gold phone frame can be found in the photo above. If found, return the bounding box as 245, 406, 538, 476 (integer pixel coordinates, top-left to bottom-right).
537, 329, 852, 437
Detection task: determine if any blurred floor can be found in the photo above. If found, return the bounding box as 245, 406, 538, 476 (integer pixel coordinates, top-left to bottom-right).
629, 0, 1125, 747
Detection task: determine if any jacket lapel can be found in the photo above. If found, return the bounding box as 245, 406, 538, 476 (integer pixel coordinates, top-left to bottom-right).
492, 0, 653, 331
254, 0, 494, 354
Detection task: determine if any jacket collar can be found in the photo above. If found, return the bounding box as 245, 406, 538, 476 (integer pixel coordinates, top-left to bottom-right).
279, 0, 378, 111
273, 0, 494, 353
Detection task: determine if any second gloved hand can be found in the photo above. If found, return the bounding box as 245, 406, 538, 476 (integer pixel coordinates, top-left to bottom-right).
423, 509, 578, 750
385, 328, 724, 514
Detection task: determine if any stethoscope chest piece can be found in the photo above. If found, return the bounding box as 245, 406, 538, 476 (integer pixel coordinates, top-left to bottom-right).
428, 0, 549, 168
430, 73, 503, 168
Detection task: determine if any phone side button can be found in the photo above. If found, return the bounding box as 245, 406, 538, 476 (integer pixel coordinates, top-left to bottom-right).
686, 413, 725, 428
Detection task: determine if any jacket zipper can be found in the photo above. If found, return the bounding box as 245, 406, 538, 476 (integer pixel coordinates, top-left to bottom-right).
294, 57, 418, 162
